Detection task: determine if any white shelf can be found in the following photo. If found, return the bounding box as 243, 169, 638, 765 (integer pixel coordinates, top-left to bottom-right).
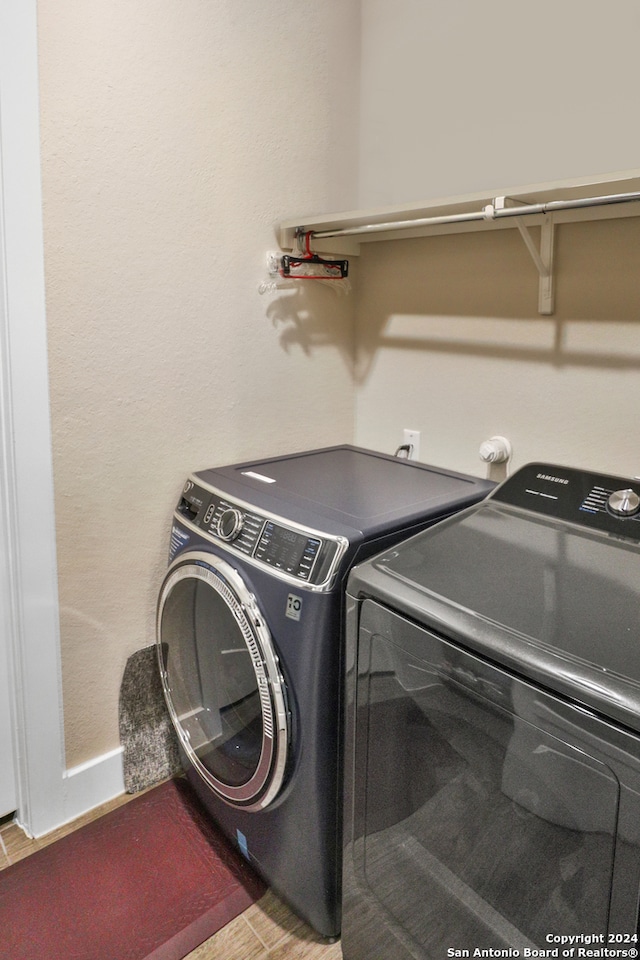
277, 169, 640, 316
278, 169, 640, 254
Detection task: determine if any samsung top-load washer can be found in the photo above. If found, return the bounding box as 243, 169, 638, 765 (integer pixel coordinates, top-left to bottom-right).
156, 445, 493, 937
343, 462, 640, 959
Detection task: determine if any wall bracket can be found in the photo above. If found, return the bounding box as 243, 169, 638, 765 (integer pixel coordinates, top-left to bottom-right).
492, 197, 555, 316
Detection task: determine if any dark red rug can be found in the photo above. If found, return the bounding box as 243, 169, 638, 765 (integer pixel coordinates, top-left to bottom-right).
0, 778, 266, 960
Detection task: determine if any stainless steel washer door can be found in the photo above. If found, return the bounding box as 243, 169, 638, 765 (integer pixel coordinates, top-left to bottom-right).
156, 551, 289, 810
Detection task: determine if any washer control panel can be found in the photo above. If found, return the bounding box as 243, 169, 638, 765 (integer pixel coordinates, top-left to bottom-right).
176, 479, 343, 585
493, 463, 640, 540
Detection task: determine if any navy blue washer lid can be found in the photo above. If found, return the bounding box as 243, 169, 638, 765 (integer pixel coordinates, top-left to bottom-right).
202, 445, 494, 538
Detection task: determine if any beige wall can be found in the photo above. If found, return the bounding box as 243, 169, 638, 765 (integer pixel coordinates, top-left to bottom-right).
37, 1, 360, 767
38, 0, 640, 774
358, 0, 640, 206
355, 219, 640, 479
355, 1, 640, 481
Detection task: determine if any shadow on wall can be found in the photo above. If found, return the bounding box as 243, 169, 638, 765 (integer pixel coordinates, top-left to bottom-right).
264, 273, 357, 372
353, 217, 640, 384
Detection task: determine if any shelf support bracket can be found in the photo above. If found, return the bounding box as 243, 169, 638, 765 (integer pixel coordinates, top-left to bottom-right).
494, 197, 555, 316
515, 215, 555, 316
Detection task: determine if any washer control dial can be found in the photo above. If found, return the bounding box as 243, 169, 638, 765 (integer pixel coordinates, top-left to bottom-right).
217, 507, 245, 541
608, 488, 640, 517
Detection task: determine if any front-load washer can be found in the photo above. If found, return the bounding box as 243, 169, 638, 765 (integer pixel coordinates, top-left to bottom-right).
343, 462, 640, 959
156, 445, 493, 937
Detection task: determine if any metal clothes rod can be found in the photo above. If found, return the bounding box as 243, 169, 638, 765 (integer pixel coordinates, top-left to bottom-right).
309, 190, 640, 240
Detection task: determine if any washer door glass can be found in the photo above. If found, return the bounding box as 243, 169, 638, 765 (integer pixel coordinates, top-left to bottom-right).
157, 553, 289, 809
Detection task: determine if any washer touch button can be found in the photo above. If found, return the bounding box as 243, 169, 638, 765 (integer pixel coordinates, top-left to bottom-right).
608, 488, 640, 517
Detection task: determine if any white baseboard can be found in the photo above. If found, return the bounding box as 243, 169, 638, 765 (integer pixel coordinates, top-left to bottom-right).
53, 746, 126, 835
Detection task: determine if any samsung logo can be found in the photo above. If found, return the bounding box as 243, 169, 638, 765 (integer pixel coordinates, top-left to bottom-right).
536, 473, 569, 484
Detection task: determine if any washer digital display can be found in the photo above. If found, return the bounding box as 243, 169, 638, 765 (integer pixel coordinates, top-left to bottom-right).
254, 521, 321, 580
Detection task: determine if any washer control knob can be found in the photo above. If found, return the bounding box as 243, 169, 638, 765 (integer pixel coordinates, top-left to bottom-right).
217, 508, 244, 541
608, 488, 640, 517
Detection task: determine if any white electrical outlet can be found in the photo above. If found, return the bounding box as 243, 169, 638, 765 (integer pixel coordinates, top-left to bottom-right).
402, 429, 420, 461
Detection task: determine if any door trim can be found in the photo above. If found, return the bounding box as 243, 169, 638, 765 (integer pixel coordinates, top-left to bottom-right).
0, 0, 66, 836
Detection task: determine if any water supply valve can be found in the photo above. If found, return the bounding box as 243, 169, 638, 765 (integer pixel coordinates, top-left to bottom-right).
479, 436, 512, 464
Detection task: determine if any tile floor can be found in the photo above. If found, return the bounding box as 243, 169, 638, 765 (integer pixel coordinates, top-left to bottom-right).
0, 791, 344, 960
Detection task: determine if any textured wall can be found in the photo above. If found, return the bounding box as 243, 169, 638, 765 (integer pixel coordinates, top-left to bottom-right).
354, 219, 640, 480
355, 0, 640, 481
358, 0, 640, 206
37, 0, 359, 767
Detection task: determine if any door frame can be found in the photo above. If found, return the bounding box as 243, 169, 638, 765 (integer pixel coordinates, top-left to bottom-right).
0, 0, 66, 836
